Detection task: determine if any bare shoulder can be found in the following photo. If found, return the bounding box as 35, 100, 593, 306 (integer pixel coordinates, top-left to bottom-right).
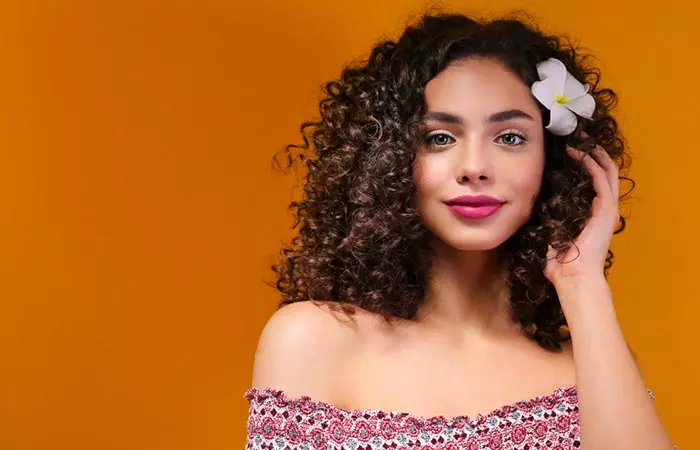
250, 300, 377, 400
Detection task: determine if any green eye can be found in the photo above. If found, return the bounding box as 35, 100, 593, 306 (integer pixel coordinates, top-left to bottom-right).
498, 133, 527, 146
425, 132, 455, 148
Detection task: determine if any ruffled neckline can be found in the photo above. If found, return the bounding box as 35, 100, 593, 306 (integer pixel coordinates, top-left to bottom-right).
245, 384, 578, 428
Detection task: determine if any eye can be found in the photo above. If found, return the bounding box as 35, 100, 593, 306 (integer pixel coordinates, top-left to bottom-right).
497, 132, 527, 147
424, 131, 456, 149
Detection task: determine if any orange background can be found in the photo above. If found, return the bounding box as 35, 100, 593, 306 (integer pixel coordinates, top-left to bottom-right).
0, 0, 695, 448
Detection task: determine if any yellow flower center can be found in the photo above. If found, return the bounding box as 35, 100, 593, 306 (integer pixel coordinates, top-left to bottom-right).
555, 94, 567, 104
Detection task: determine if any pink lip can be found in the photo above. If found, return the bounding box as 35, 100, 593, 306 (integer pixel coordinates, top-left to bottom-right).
444, 195, 505, 220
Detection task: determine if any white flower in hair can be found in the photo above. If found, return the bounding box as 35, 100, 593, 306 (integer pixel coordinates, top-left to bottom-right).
531, 58, 596, 136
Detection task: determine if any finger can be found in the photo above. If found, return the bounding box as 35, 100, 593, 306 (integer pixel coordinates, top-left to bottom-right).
588, 146, 620, 200
577, 130, 596, 149
566, 146, 614, 200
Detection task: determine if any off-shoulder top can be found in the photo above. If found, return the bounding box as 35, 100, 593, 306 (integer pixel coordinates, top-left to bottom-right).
244, 386, 676, 449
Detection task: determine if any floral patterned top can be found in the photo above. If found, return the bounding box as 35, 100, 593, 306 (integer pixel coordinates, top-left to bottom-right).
245, 386, 676, 449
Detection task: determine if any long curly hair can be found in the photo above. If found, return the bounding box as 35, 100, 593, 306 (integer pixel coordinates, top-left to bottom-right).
270, 11, 633, 351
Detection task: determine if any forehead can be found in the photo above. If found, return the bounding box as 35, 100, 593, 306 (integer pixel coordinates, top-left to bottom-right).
424, 58, 540, 117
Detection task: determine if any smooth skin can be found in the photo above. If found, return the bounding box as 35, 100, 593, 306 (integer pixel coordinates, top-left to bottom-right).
251, 58, 674, 449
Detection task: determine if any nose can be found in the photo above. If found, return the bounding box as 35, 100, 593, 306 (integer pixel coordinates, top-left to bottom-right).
455, 138, 492, 184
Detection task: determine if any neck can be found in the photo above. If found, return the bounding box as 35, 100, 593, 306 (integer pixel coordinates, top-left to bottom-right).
416, 239, 520, 341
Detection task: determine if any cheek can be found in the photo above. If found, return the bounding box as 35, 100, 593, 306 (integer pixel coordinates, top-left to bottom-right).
412, 156, 447, 198
509, 161, 544, 202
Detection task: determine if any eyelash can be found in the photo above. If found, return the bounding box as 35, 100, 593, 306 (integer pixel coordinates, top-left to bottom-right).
497, 130, 528, 147
423, 130, 529, 148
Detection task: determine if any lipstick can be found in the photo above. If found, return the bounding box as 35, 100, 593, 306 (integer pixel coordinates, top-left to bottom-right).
444, 195, 504, 220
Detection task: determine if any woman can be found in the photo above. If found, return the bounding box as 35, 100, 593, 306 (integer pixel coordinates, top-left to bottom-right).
245, 11, 676, 449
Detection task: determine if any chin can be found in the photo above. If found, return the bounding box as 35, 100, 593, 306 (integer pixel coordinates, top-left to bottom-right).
450, 239, 507, 252
433, 231, 510, 252
422, 209, 529, 252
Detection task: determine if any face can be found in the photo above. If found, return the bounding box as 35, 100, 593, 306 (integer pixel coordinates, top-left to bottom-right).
413, 57, 545, 251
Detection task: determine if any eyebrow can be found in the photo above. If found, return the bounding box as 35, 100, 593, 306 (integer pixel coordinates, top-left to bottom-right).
422, 109, 535, 124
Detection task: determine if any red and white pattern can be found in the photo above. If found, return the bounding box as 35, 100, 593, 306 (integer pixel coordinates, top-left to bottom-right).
245, 386, 671, 449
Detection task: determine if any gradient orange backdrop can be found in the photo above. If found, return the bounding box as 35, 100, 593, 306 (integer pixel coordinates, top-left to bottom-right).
0, 0, 695, 448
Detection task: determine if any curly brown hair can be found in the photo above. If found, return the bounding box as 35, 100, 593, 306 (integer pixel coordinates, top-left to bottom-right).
270, 11, 633, 351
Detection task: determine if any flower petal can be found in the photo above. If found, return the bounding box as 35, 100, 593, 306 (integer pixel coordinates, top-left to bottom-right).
546, 102, 578, 136
565, 93, 596, 119
536, 58, 567, 95
531, 78, 558, 108
563, 73, 589, 100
